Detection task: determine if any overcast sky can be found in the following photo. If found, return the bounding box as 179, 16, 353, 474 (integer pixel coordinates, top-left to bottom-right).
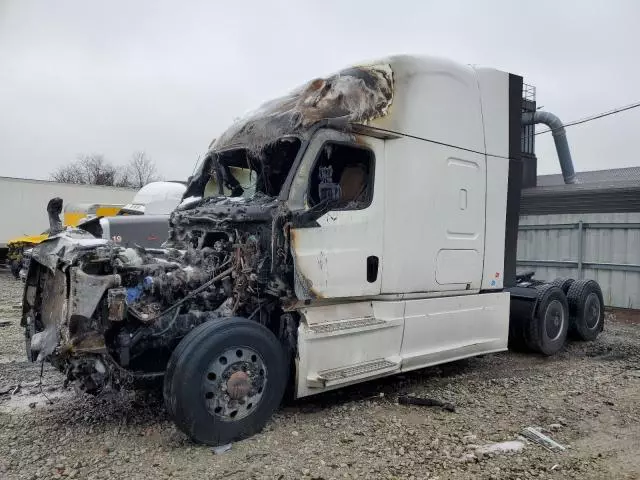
1, 0, 639, 181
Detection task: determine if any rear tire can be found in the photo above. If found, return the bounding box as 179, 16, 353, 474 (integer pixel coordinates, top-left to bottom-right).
25, 332, 34, 362
10, 259, 21, 279
567, 279, 604, 341
164, 317, 288, 446
24, 320, 36, 362
526, 284, 569, 356
551, 277, 575, 295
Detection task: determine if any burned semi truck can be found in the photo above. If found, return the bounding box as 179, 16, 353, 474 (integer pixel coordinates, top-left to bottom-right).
21, 55, 604, 446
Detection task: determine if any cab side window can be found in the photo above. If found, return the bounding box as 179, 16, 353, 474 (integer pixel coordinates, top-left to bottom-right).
308, 143, 374, 210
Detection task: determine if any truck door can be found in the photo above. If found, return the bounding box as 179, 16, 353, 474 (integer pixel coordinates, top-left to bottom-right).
289, 132, 385, 299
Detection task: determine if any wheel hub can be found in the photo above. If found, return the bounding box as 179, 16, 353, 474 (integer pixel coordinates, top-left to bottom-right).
544, 299, 565, 340
203, 347, 267, 421
227, 371, 251, 399
585, 293, 601, 329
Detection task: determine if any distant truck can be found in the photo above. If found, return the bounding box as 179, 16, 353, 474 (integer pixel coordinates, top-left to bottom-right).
7, 203, 125, 277
63, 203, 124, 227
18, 182, 186, 279
0, 176, 134, 266
78, 181, 186, 248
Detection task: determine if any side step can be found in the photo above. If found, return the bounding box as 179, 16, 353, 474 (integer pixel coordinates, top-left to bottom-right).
307, 357, 400, 388
307, 316, 388, 336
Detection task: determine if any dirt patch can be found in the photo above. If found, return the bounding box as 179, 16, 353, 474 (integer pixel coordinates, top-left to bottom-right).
1, 271, 639, 480
608, 308, 640, 325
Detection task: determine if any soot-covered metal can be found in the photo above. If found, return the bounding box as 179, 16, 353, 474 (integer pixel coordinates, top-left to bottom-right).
21, 62, 394, 393
186, 63, 393, 197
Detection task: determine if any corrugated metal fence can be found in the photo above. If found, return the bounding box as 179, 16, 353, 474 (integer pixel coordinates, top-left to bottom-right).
517, 213, 640, 309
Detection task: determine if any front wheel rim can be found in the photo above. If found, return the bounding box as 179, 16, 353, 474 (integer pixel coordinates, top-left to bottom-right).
202, 346, 267, 421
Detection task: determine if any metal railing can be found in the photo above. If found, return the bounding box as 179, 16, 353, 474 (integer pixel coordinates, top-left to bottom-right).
517, 222, 640, 276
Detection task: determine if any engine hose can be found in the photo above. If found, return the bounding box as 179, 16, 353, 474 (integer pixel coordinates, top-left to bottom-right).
129, 266, 234, 323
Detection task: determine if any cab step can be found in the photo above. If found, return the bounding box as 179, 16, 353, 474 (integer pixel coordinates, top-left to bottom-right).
307, 357, 400, 388
307, 316, 393, 337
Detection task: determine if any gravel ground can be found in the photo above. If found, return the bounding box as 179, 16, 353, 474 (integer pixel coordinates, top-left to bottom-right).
1, 270, 639, 480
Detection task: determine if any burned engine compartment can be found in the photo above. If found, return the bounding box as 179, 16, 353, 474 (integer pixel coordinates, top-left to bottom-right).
22, 193, 298, 393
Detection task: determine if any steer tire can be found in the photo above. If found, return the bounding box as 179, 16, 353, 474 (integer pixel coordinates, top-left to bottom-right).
551, 277, 575, 295
525, 284, 569, 356
567, 279, 605, 341
162, 312, 219, 419
164, 317, 288, 446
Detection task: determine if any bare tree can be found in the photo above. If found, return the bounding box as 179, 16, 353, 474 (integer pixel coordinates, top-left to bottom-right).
125, 151, 161, 188
50, 162, 86, 184
80, 154, 118, 186
51, 152, 161, 187
51, 154, 118, 186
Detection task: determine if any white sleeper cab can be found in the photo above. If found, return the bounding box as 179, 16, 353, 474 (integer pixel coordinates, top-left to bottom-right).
22, 55, 604, 446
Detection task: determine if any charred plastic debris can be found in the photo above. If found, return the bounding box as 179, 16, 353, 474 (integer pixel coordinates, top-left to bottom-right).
21, 63, 395, 394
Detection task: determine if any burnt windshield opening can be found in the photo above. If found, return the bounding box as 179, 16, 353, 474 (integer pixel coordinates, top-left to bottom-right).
203, 137, 301, 199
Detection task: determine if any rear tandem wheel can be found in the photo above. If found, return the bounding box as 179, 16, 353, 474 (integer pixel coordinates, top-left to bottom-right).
551, 277, 575, 295
567, 279, 605, 341
525, 284, 569, 356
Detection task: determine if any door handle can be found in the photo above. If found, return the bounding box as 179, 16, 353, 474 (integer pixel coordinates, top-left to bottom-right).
367, 256, 379, 283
